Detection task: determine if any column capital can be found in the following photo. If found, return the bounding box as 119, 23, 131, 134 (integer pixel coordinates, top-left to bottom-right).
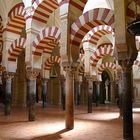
118, 59, 135, 72
3, 71, 15, 80
0, 65, 6, 72
85, 74, 94, 81
62, 62, 79, 74
26, 67, 39, 80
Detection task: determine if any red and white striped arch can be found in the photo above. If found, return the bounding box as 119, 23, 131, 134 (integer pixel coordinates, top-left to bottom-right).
90, 43, 113, 67
33, 26, 61, 56
71, 8, 114, 47
98, 62, 116, 75
32, 0, 59, 24
85, 25, 114, 46
8, 37, 26, 62
44, 55, 60, 70
59, 0, 87, 12
134, 60, 140, 67
5, 3, 25, 35
0, 16, 3, 54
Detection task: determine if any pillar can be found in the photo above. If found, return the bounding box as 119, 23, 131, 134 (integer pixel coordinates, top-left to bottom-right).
119, 59, 135, 140
42, 78, 48, 108
65, 65, 74, 129
95, 81, 100, 106
118, 79, 123, 117
110, 81, 116, 104
3, 72, 14, 115
86, 75, 93, 113
60, 75, 66, 110
74, 81, 81, 106
26, 68, 38, 121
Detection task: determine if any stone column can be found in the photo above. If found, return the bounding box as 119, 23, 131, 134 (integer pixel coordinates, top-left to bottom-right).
95, 81, 100, 106
118, 79, 123, 117
59, 75, 66, 110
77, 81, 81, 106
86, 75, 93, 113
74, 81, 81, 106
119, 59, 135, 140
65, 66, 74, 129
110, 81, 116, 104
3, 72, 14, 115
42, 78, 48, 108
26, 68, 38, 121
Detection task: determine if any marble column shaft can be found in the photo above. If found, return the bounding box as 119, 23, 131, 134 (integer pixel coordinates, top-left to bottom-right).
28, 79, 36, 121
60, 76, 66, 110
26, 68, 38, 121
119, 59, 134, 140
3, 72, 14, 115
87, 78, 93, 113
65, 69, 74, 129
95, 81, 100, 106
42, 78, 48, 108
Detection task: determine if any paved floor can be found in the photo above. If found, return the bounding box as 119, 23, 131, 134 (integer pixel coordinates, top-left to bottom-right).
0, 104, 140, 140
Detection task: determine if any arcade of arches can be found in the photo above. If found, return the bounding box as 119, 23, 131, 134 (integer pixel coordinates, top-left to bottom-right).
0, 0, 140, 140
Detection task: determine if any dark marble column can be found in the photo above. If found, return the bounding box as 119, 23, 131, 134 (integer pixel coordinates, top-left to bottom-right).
86, 76, 93, 113
110, 81, 116, 104
95, 81, 101, 106
42, 78, 48, 108
74, 81, 81, 106
26, 68, 38, 121
118, 79, 123, 117
4, 72, 14, 115
60, 76, 66, 110
119, 59, 134, 140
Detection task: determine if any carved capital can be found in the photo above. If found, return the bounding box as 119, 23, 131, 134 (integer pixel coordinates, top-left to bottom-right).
3, 72, 15, 80
26, 67, 39, 80
118, 59, 134, 72
0, 65, 6, 72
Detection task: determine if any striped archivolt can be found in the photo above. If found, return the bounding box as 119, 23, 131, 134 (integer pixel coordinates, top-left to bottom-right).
32, 26, 61, 56
44, 56, 60, 71
84, 25, 114, 46
0, 16, 3, 55
32, 0, 59, 24
8, 37, 26, 62
59, 0, 87, 12
5, 3, 25, 35
71, 8, 114, 48
98, 62, 116, 75
90, 43, 114, 67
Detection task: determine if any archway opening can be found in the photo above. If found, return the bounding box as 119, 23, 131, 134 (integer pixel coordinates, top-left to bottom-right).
101, 71, 111, 104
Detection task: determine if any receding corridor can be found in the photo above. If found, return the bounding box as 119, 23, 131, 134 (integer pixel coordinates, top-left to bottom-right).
0, 104, 140, 140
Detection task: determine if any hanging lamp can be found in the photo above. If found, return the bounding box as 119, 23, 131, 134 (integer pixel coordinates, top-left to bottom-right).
127, 0, 140, 35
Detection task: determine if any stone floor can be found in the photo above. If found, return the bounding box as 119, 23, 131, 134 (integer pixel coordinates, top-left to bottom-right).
0, 104, 140, 140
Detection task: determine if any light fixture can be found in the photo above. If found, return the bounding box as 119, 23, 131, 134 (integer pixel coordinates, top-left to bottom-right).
127, 0, 140, 35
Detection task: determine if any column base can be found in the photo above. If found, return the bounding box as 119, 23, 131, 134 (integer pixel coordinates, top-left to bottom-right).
105, 100, 110, 104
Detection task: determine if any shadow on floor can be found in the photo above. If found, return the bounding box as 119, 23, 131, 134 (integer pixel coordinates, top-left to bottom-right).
31, 129, 69, 140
